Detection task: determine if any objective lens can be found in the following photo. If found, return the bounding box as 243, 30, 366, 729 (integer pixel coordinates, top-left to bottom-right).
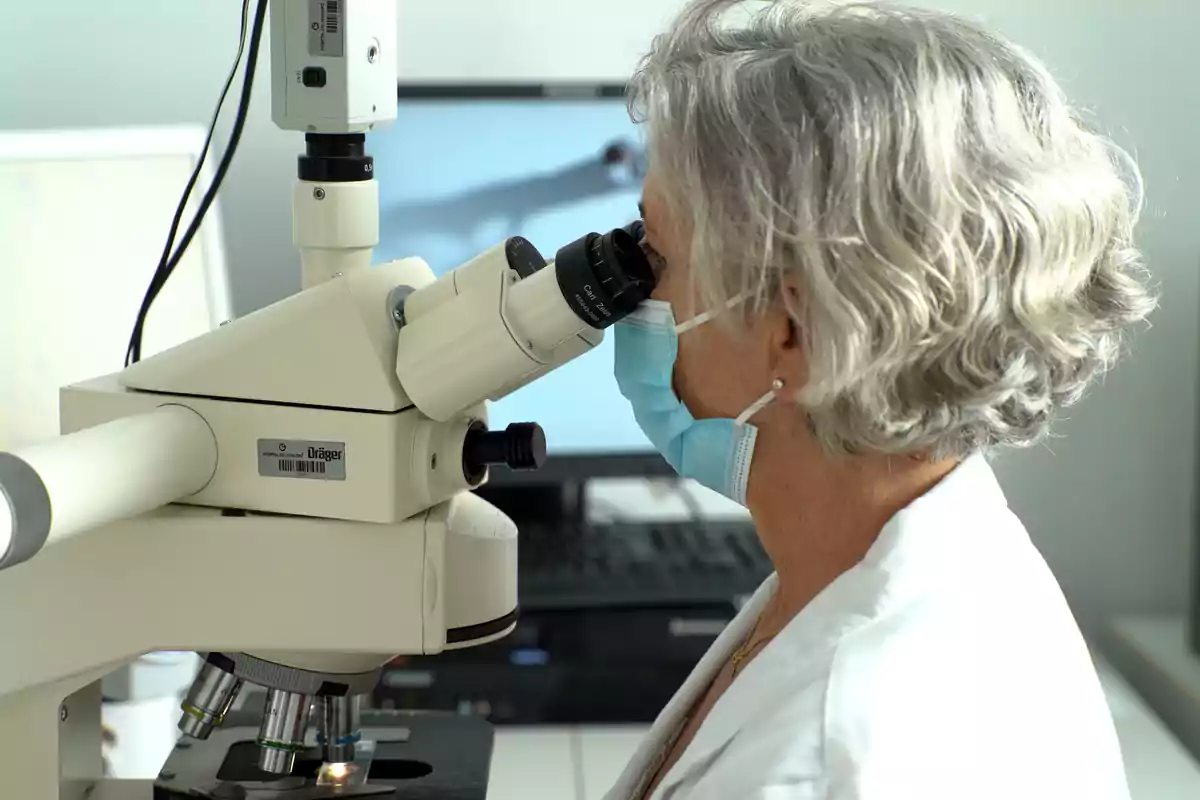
178, 662, 243, 740
316, 695, 363, 764
553, 226, 656, 329
256, 689, 313, 774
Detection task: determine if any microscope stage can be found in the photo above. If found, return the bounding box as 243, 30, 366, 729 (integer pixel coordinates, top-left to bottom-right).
95, 707, 493, 800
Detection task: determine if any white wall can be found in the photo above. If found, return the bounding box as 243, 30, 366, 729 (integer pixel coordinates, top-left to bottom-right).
5, 1, 296, 313
929, 0, 1200, 635
396, 0, 677, 82
3, 0, 1197, 636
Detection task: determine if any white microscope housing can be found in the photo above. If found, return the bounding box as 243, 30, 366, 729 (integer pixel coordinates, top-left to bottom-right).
0, 1, 655, 797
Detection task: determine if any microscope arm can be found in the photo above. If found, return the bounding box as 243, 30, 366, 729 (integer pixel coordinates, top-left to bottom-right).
0, 492, 516, 799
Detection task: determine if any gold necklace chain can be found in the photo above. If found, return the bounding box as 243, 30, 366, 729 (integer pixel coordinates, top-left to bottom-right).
729, 596, 788, 677
729, 626, 778, 676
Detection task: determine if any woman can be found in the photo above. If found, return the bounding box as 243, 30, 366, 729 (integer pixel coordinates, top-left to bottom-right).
606, 1, 1155, 798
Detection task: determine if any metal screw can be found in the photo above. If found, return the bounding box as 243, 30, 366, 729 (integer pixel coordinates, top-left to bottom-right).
368, 45, 379, 63
158, 769, 176, 781
333, 272, 344, 278
313, 187, 326, 200
59, 704, 68, 722
219, 320, 231, 327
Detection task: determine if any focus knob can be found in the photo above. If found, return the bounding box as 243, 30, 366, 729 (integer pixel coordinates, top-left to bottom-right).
463, 422, 547, 480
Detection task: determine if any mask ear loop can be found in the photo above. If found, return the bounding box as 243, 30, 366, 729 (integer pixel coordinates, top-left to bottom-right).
674, 291, 755, 336
735, 378, 785, 426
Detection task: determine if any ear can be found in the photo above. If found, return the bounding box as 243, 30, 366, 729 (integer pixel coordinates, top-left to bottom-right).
765, 288, 807, 390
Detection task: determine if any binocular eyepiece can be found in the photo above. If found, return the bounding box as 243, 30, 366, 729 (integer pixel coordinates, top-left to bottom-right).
545, 221, 656, 331
391, 220, 658, 428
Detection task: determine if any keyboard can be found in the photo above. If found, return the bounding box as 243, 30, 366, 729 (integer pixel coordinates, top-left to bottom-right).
517, 519, 772, 610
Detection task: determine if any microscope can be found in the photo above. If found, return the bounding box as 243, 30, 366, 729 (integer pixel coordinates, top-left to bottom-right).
0, 1, 654, 798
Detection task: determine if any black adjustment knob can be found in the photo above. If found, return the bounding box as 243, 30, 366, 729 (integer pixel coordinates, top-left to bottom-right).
463, 422, 547, 480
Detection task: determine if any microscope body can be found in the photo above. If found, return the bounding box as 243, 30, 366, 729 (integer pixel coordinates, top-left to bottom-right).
0, 1, 656, 796
0, 216, 650, 792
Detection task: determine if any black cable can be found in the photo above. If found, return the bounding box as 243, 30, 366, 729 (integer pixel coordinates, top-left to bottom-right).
126, 0, 267, 365
125, 0, 251, 367
128, 0, 266, 364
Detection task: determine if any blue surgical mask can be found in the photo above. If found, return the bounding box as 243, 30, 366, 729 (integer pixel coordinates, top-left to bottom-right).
613, 299, 782, 506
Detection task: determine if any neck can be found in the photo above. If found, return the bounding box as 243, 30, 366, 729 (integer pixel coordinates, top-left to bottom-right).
745, 434, 958, 630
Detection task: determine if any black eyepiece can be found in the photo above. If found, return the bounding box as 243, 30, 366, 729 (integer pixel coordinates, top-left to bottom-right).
623, 219, 645, 243
553, 225, 656, 330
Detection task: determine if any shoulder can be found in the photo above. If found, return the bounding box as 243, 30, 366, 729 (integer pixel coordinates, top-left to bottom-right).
691, 511, 1128, 799
675, 459, 1128, 799
815, 512, 1129, 799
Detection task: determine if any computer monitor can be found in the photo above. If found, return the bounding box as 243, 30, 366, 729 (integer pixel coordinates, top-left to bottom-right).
371, 93, 671, 482
0, 125, 233, 451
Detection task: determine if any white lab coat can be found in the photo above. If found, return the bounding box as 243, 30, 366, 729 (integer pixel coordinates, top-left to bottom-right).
603, 455, 1131, 800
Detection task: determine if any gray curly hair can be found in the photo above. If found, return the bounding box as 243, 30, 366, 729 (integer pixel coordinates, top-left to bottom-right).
628, 0, 1156, 458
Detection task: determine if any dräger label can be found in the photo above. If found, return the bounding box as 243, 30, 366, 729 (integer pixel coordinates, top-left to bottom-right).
258, 439, 347, 481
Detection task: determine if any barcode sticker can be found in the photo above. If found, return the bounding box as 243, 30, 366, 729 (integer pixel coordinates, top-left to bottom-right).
278, 459, 326, 475
308, 0, 345, 58
258, 439, 347, 481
